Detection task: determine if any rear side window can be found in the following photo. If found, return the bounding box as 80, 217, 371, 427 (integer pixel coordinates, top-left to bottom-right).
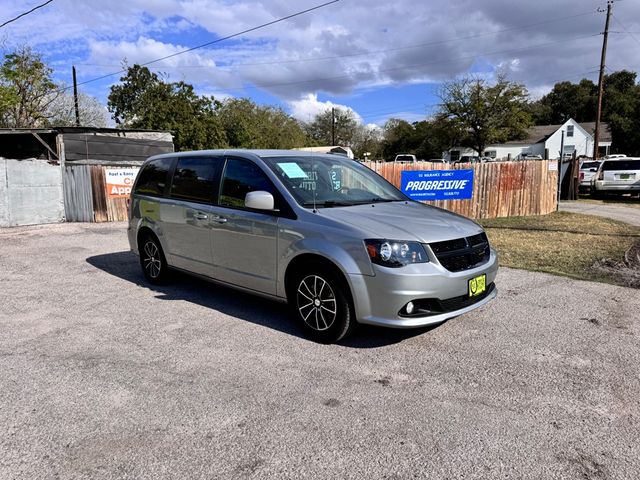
581, 162, 600, 169
170, 157, 218, 204
134, 158, 173, 196
219, 158, 276, 208
602, 160, 640, 171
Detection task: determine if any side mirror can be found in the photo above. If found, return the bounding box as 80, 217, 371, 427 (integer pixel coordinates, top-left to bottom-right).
245, 190, 274, 210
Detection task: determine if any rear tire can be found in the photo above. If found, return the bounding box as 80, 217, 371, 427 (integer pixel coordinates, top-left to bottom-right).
289, 263, 356, 343
139, 234, 170, 284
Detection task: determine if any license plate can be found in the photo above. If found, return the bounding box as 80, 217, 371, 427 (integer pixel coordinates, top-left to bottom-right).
469, 274, 486, 297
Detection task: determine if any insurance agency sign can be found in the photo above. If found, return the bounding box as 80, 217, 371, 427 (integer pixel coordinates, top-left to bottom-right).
400, 169, 474, 200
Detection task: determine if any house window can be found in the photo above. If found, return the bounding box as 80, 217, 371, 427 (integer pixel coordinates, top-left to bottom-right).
484, 150, 496, 158
567, 125, 574, 137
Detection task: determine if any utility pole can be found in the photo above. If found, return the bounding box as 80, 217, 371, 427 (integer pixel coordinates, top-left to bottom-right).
331, 107, 336, 145
593, 0, 613, 160
72, 65, 80, 127
557, 130, 565, 208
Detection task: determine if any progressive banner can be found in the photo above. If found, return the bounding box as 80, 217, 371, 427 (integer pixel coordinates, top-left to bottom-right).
401, 169, 474, 200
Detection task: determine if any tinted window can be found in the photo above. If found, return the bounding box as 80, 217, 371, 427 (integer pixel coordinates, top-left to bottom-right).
134, 158, 173, 196
219, 158, 276, 208
581, 161, 600, 169
602, 160, 640, 171
170, 157, 217, 203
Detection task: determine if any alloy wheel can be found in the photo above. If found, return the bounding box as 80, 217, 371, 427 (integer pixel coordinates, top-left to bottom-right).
142, 240, 162, 279
297, 275, 337, 331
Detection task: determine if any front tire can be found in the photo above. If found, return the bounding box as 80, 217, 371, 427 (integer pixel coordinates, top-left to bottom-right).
139, 234, 169, 284
290, 264, 356, 343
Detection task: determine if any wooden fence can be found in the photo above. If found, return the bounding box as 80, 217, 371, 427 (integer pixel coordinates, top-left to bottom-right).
363, 160, 558, 219
63, 164, 137, 222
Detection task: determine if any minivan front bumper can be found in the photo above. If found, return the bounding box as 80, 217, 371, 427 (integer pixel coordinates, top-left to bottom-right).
349, 248, 499, 328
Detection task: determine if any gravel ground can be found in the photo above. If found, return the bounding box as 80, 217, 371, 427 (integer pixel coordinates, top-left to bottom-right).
560, 201, 640, 226
1, 222, 639, 479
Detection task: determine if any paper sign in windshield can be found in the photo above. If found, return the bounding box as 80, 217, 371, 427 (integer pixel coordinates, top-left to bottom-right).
401, 169, 474, 200
278, 162, 308, 179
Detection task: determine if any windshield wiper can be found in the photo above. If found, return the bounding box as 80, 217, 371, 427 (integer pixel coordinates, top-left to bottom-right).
302, 200, 355, 208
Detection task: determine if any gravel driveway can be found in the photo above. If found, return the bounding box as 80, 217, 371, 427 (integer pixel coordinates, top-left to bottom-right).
560, 200, 640, 226
1, 222, 639, 479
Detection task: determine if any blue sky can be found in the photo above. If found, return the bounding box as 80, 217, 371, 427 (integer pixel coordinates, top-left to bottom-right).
2, 0, 640, 127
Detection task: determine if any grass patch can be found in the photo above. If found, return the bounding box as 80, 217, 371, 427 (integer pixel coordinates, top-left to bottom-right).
479, 211, 640, 286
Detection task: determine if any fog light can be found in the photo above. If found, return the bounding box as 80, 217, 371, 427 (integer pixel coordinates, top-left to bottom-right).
406, 301, 415, 315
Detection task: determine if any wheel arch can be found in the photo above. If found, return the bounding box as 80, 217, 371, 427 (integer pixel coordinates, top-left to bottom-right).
284, 253, 354, 304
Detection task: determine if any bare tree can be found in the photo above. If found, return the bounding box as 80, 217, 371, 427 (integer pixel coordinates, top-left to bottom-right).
47, 90, 109, 127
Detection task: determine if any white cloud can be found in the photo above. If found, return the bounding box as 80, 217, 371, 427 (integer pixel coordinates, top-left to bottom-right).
288, 93, 363, 123
1, 0, 639, 105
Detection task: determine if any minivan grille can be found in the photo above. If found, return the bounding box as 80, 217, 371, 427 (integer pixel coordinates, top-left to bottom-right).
429, 232, 490, 272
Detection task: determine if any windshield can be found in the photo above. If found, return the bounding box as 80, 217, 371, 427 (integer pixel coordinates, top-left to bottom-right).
262, 155, 407, 207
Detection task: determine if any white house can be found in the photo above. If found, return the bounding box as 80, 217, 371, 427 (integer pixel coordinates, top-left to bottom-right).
444, 119, 612, 161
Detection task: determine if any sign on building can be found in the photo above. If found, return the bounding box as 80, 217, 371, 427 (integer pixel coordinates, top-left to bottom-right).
401, 169, 474, 200
105, 168, 140, 198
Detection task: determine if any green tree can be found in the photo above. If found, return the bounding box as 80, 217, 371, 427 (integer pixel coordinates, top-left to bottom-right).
381, 118, 416, 159
438, 75, 531, 155
601, 71, 640, 155
216, 98, 307, 149
413, 117, 459, 160
305, 107, 359, 146
530, 79, 597, 124
351, 124, 383, 159
0, 46, 57, 128
108, 64, 227, 151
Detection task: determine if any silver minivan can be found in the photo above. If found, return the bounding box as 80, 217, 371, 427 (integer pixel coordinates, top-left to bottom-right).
128, 150, 498, 343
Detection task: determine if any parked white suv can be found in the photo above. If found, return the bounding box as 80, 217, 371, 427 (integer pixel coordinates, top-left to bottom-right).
591, 158, 640, 197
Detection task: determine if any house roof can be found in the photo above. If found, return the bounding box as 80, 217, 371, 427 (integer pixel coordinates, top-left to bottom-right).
502, 121, 612, 145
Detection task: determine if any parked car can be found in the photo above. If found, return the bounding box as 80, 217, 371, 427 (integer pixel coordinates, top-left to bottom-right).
591, 157, 640, 197
128, 150, 498, 343
579, 160, 602, 193
393, 154, 418, 162
456, 155, 481, 164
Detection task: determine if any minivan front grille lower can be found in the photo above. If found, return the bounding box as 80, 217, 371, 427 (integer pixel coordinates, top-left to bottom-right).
429, 232, 490, 272
398, 282, 495, 317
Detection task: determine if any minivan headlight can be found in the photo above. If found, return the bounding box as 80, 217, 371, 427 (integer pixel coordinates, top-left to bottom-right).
364, 239, 429, 267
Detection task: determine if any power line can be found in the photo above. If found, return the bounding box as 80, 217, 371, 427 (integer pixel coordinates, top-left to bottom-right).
356, 69, 601, 121
0, 0, 53, 29
61, 0, 340, 92
205, 32, 600, 94
611, 14, 640, 47
75, 10, 598, 71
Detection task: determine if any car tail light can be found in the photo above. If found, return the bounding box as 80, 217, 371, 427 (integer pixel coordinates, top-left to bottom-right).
579, 172, 584, 181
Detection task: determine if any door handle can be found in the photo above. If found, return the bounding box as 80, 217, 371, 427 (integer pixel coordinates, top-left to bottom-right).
212, 216, 228, 224
194, 213, 208, 220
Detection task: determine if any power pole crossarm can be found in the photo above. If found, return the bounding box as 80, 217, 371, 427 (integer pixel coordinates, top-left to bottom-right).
593, 1, 613, 160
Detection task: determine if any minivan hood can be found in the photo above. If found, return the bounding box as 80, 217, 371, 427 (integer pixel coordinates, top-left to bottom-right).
317, 201, 483, 243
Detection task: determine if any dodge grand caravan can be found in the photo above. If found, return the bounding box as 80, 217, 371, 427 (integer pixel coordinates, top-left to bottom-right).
128, 150, 498, 343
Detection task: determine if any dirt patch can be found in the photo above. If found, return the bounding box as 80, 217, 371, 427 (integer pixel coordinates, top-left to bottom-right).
592, 242, 640, 288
